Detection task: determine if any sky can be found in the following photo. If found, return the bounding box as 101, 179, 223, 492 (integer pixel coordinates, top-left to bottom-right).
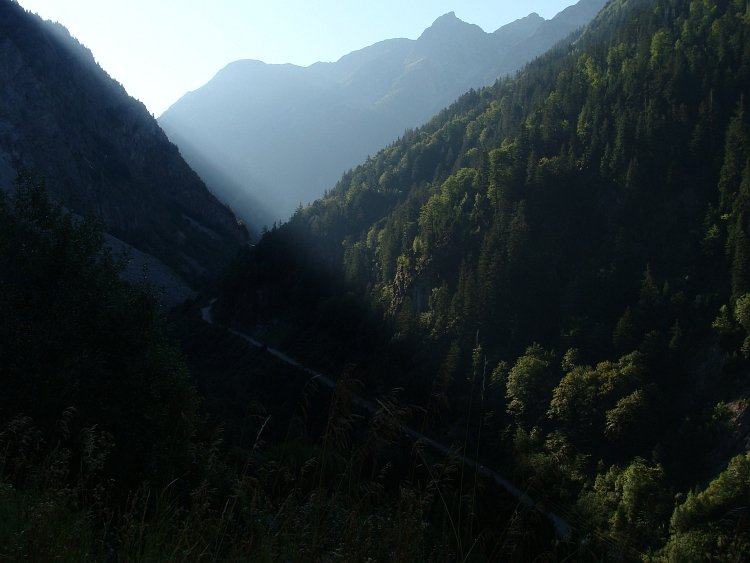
18, 0, 578, 117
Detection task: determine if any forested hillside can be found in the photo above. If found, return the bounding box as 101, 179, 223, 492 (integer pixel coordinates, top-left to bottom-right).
0, 173, 565, 561
216, 0, 750, 557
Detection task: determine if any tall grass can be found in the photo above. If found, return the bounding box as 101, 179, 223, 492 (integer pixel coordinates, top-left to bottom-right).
0, 370, 559, 563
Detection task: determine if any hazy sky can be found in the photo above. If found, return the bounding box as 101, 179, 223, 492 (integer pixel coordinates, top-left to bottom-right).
18, 0, 577, 116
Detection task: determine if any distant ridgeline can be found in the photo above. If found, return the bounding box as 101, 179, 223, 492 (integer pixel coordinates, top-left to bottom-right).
217, 0, 750, 555
158, 0, 607, 234
0, 0, 249, 288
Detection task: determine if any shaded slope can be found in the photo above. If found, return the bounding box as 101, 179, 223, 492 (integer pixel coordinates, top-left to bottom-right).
0, 0, 249, 286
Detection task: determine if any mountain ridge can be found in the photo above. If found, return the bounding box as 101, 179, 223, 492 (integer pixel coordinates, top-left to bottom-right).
159, 0, 608, 234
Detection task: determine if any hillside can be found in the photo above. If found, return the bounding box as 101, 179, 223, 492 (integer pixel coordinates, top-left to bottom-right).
158, 0, 606, 234
215, 0, 750, 557
0, 0, 249, 287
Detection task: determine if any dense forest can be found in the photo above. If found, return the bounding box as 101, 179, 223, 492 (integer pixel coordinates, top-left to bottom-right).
214, 0, 750, 557
0, 173, 561, 561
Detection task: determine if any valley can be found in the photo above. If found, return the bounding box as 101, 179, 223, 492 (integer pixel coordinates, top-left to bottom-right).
1, 0, 750, 560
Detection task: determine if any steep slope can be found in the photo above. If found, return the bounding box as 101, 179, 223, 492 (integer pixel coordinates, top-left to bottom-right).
158, 0, 607, 233
483, 0, 610, 79
0, 0, 249, 286
217, 0, 750, 556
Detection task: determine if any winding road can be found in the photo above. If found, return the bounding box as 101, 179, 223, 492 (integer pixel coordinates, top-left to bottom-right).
201, 300, 572, 540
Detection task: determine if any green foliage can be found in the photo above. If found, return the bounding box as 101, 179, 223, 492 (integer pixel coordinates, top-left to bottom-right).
0, 361, 560, 562
548, 352, 643, 449
577, 458, 670, 553
214, 0, 750, 556
0, 171, 197, 488
0, 217, 548, 562
0, 416, 113, 561
505, 344, 557, 426
654, 452, 750, 561
671, 452, 750, 533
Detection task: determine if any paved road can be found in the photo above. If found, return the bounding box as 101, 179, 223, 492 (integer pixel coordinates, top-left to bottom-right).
201, 301, 572, 539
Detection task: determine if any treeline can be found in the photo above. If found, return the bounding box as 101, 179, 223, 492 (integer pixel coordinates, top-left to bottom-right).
216, 0, 750, 558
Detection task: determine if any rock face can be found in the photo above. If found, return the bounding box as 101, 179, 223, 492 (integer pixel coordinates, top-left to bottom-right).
158, 0, 607, 234
0, 0, 249, 287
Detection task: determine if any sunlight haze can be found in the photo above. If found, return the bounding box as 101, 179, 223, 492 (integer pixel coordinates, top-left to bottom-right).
17, 0, 580, 116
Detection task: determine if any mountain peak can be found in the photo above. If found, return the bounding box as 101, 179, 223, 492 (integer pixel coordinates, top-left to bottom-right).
419, 11, 486, 43
552, 0, 608, 27
492, 12, 545, 45
433, 11, 458, 24
425, 11, 476, 32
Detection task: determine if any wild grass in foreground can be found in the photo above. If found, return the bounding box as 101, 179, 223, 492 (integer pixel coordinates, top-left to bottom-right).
0, 368, 558, 563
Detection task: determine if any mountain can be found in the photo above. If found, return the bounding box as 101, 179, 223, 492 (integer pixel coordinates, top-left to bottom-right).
158, 0, 607, 234
0, 0, 249, 287
215, 0, 750, 556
